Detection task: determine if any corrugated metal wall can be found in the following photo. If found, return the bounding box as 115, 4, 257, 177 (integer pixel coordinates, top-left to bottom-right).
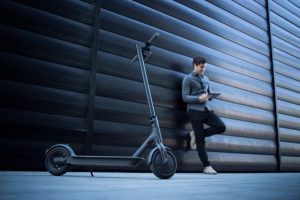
269, 0, 300, 171
0, 0, 93, 169
0, 0, 299, 172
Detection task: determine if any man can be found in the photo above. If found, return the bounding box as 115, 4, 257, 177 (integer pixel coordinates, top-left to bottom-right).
182, 56, 226, 175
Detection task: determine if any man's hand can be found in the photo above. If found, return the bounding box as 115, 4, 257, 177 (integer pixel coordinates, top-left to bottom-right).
198, 93, 210, 103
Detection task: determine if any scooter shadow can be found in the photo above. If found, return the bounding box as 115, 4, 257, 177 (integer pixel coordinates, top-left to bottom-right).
63, 173, 160, 180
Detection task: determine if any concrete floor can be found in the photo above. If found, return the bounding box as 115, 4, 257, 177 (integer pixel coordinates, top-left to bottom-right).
1, 171, 300, 200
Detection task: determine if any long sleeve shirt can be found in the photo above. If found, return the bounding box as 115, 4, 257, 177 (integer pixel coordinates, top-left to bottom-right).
182, 71, 212, 111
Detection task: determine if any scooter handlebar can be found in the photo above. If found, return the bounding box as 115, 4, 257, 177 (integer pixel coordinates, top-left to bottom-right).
147, 32, 160, 44
132, 32, 160, 62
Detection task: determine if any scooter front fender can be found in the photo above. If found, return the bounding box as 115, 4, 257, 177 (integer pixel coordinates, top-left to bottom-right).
147, 146, 172, 165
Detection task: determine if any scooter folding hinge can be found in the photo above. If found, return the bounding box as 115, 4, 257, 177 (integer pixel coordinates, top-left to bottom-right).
150, 115, 157, 120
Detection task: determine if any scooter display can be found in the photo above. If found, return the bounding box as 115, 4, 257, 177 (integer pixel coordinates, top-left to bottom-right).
45, 33, 177, 179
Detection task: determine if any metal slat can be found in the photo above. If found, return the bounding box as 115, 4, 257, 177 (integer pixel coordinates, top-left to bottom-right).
280, 128, 300, 143
205, 0, 268, 31
98, 19, 272, 83
0, 52, 89, 93
0, 108, 86, 130
0, 0, 93, 47
271, 24, 300, 49
101, 1, 270, 69
0, 25, 90, 69
11, 0, 94, 25
134, 0, 269, 57
175, 0, 268, 43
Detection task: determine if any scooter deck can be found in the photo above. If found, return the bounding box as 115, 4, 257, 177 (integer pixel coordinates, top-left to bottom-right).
63, 156, 145, 168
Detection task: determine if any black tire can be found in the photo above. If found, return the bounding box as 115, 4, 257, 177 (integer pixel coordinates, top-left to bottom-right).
150, 149, 177, 179
45, 147, 71, 176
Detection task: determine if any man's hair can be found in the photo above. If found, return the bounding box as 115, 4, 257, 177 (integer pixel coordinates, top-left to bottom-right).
193, 56, 206, 67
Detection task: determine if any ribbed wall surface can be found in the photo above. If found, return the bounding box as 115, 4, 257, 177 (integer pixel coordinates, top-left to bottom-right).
97, 0, 276, 171
269, 0, 300, 171
0, 0, 94, 169
0, 0, 299, 172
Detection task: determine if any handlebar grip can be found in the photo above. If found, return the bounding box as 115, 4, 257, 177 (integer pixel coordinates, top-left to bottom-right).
147, 32, 160, 44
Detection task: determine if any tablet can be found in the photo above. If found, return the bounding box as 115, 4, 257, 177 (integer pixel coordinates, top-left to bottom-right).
208, 92, 221, 100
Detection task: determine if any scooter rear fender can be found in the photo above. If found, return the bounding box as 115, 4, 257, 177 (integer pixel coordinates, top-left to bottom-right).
45, 144, 76, 157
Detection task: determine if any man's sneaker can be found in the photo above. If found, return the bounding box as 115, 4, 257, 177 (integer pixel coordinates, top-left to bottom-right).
203, 166, 217, 175
189, 131, 197, 150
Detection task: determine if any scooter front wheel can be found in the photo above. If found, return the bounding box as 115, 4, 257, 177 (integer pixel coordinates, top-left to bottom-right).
150, 149, 177, 179
45, 147, 71, 176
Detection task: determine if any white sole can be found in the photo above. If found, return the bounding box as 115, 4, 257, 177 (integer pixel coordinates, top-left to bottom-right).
203, 171, 217, 175
190, 131, 197, 150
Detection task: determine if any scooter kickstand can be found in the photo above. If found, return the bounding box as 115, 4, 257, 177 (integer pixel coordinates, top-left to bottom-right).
90, 167, 94, 177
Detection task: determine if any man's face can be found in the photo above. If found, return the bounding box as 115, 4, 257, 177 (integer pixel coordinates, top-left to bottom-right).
194, 63, 206, 75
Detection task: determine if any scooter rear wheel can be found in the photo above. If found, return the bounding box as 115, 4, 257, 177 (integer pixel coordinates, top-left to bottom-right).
150, 149, 177, 179
45, 147, 71, 176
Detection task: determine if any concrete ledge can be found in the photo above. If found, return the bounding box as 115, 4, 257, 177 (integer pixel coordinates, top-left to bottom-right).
1, 171, 300, 200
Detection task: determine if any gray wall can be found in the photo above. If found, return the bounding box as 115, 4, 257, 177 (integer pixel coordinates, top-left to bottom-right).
0, 0, 299, 172
270, 0, 300, 171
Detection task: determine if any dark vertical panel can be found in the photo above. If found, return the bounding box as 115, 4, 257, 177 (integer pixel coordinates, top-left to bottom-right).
84, 0, 101, 155
266, 0, 281, 171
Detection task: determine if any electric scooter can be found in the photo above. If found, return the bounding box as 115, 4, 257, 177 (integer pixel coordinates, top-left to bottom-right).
45, 33, 177, 179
